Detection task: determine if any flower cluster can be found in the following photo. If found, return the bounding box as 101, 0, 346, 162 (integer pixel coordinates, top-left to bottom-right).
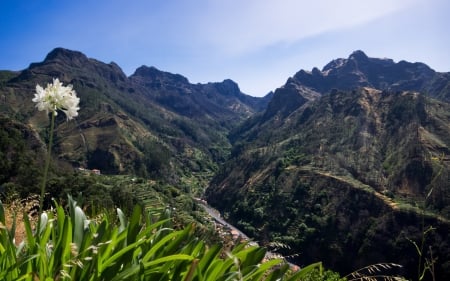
33, 78, 80, 120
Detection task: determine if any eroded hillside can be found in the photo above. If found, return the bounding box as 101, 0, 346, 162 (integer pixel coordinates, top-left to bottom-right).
206, 52, 450, 279
0, 48, 269, 191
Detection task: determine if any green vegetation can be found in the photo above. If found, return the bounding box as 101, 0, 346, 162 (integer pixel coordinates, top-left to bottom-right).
2, 49, 450, 280
0, 195, 338, 280
0, 48, 264, 190
0, 115, 43, 197
207, 89, 450, 280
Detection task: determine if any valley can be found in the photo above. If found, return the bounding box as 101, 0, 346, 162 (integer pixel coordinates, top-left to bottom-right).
1, 48, 450, 280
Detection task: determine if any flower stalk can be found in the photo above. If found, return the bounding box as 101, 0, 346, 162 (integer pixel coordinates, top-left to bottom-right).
33, 78, 79, 212
39, 112, 56, 212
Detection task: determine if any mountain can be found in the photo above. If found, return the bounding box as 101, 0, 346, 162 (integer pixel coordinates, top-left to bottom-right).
247, 50, 450, 130
0, 47, 269, 193
130, 66, 269, 118
206, 52, 450, 279
3, 48, 450, 279
291, 50, 450, 99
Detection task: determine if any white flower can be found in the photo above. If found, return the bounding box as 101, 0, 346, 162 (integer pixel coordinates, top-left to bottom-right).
33, 78, 80, 120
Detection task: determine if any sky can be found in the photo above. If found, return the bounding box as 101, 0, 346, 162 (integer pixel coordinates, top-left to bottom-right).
1, 0, 449, 97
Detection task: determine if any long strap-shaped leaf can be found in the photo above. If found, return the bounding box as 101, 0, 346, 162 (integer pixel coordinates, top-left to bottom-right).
99, 237, 147, 275
142, 228, 188, 262
110, 254, 194, 281
285, 261, 323, 281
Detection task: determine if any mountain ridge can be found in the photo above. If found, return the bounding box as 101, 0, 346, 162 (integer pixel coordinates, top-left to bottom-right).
206, 52, 450, 279
286, 50, 450, 99
2, 48, 450, 279
0, 47, 269, 186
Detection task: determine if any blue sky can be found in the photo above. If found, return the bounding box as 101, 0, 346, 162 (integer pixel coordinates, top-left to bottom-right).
1, 0, 449, 97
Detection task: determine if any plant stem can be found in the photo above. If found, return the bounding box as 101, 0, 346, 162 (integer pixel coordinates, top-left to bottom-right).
183, 259, 199, 281
39, 112, 56, 213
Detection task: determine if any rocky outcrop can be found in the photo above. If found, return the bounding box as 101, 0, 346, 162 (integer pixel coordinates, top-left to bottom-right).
289, 50, 450, 100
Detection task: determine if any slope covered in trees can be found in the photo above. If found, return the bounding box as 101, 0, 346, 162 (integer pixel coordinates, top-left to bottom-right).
206, 52, 450, 279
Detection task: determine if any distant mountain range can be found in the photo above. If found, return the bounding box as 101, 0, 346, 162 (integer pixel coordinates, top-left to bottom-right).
292, 50, 450, 97
1, 48, 450, 279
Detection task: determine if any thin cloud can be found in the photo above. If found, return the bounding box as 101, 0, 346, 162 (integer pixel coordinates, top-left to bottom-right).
0, 0, 447, 97
194, 0, 420, 56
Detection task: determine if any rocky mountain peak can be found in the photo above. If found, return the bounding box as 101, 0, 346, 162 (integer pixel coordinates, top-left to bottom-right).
288, 51, 449, 100
311, 67, 321, 76
45, 47, 86, 60
18, 48, 128, 86
39, 47, 90, 68
221, 79, 240, 90
263, 78, 320, 120
348, 50, 369, 62
322, 58, 347, 73
323, 50, 390, 73
131, 65, 190, 85
208, 79, 242, 97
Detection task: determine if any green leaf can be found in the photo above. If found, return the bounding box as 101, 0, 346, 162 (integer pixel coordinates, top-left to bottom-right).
159, 224, 194, 257
110, 254, 194, 281
100, 238, 146, 272
198, 243, 221, 273
285, 261, 323, 281
236, 246, 266, 268
109, 264, 140, 281
6, 210, 17, 241
264, 263, 290, 281
126, 204, 142, 245
39, 212, 49, 235
137, 217, 171, 240
243, 258, 285, 280
205, 257, 235, 281
23, 211, 36, 251
117, 208, 127, 233
38, 216, 52, 249
142, 254, 194, 274
142, 229, 186, 262
73, 206, 87, 249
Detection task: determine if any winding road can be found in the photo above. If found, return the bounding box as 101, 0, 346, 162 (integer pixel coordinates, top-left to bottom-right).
195, 199, 251, 241
196, 199, 301, 270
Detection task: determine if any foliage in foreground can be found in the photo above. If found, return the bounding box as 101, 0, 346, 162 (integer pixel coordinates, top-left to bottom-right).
0, 196, 335, 281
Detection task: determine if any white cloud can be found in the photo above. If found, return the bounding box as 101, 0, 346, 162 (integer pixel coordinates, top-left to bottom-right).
194, 0, 420, 56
